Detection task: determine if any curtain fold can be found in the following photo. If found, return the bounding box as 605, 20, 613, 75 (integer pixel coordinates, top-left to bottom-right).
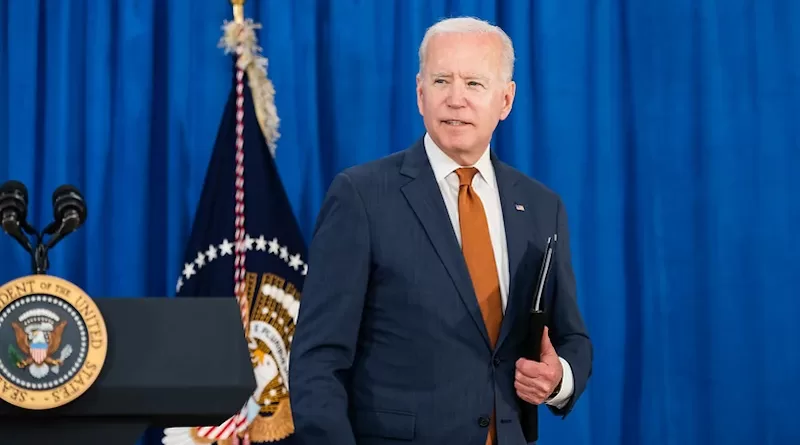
1, 1, 799, 443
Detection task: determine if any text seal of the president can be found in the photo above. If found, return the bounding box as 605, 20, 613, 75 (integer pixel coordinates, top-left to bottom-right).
0, 275, 107, 410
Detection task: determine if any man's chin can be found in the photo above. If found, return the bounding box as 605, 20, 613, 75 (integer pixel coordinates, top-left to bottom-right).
440, 136, 476, 152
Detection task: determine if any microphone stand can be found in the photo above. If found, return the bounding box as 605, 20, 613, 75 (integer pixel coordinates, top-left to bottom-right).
33, 242, 49, 275
22, 222, 49, 275
31, 220, 72, 275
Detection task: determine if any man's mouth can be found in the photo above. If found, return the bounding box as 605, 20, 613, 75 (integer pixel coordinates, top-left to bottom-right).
442, 120, 471, 126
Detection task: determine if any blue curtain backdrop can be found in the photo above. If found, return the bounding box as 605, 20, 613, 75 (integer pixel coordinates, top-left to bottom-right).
2, 1, 799, 444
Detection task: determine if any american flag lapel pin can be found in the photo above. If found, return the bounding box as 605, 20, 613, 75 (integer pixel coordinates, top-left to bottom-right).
515, 203, 525, 212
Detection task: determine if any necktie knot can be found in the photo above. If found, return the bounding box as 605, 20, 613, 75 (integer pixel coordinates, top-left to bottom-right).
455, 167, 479, 187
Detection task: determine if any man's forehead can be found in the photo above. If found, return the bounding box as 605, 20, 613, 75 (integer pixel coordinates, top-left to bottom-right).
427, 34, 500, 59
425, 48, 501, 78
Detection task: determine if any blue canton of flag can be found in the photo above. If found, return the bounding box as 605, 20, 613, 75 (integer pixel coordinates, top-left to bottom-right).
160, 18, 306, 445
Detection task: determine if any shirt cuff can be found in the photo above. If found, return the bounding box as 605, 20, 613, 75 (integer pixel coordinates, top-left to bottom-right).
545, 356, 574, 409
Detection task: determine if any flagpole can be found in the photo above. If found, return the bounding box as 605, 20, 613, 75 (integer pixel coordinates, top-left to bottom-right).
228, 0, 251, 338
162, 2, 291, 444
226, 4, 251, 444
231, 0, 245, 24
228, 7, 255, 444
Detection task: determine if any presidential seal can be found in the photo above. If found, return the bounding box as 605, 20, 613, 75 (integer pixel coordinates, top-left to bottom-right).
164, 231, 305, 445
241, 270, 300, 442
0, 275, 107, 410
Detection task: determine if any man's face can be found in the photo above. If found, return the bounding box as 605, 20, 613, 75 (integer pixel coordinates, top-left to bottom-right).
416, 31, 516, 163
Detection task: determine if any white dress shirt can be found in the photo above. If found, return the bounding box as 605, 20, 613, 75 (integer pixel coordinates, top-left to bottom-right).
423, 133, 574, 410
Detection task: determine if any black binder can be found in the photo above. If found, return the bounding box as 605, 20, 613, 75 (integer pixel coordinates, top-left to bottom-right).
0, 297, 256, 445
521, 235, 556, 443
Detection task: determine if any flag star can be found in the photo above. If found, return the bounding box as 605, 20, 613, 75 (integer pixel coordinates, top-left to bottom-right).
206, 244, 218, 261
255, 235, 267, 251
176, 278, 184, 293
182, 263, 196, 279
219, 239, 234, 256
194, 251, 206, 268
301, 264, 308, 276
279, 246, 289, 261
288, 253, 303, 270
245, 234, 255, 251
268, 237, 280, 254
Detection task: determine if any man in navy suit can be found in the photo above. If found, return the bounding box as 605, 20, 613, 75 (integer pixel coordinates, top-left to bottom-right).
289, 16, 592, 445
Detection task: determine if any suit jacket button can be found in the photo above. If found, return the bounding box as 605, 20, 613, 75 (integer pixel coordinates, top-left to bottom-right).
493, 357, 501, 367
478, 416, 490, 427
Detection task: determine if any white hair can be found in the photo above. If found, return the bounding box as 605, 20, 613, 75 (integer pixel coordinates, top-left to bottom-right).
418, 16, 515, 82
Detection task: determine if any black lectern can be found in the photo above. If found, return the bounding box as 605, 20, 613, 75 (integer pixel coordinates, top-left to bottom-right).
0, 297, 256, 445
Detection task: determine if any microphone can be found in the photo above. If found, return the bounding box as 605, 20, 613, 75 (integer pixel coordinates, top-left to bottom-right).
0, 181, 88, 275
43, 184, 87, 250
0, 180, 33, 254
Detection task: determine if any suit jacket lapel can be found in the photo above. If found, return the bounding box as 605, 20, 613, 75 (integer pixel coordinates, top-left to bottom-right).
399, 140, 492, 349
493, 157, 533, 350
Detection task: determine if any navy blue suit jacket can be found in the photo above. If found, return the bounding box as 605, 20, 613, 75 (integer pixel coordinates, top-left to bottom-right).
289, 138, 592, 445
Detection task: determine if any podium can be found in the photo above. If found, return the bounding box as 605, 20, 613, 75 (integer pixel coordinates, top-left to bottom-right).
0, 297, 256, 445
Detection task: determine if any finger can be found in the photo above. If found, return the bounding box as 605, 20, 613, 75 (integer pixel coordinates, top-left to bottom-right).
515, 371, 553, 395
232, 435, 240, 445
516, 358, 547, 378
515, 381, 550, 405
540, 326, 555, 355
522, 362, 558, 385
243, 433, 251, 445
517, 392, 547, 405
517, 380, 550, 400
515, 368, 555, 390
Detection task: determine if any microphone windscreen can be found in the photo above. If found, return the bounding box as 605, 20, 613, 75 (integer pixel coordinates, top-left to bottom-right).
0, 180, 28, 202
51, 184, 87, 225
0, 180, 29, 220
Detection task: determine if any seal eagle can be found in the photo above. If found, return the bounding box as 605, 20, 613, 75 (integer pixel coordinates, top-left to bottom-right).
12, 320, 67, 368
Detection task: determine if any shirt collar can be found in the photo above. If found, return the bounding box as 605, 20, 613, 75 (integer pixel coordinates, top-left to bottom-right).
423, 132, 496, 189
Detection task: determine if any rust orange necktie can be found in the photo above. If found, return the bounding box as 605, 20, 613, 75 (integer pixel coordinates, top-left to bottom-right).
455, 167, 503, 445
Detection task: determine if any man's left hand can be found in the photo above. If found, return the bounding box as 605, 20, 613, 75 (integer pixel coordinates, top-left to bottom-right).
515, 326, 563, 405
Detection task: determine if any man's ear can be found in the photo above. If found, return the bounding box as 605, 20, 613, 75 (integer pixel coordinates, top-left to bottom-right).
499, 80, 516, 121
416, 73, 424, 116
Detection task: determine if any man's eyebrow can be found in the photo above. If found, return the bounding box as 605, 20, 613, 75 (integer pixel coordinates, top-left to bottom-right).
463, 74, 489, 81
430, 72, 489, 81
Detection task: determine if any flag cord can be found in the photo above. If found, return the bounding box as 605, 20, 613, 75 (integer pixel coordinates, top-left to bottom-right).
234, 66, 249, 334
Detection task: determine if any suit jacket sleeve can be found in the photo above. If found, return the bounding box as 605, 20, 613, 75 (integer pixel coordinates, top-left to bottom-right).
548, 197, 593, 417
288, 172, 370, 445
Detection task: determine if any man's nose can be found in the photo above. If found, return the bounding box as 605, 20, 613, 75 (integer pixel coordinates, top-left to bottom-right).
446, 83, 467, 107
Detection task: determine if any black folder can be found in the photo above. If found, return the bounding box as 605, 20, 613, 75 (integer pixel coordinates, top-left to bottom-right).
521, 235, 556, 443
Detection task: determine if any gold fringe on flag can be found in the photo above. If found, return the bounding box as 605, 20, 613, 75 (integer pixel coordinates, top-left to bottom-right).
218, 0, 281, 157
